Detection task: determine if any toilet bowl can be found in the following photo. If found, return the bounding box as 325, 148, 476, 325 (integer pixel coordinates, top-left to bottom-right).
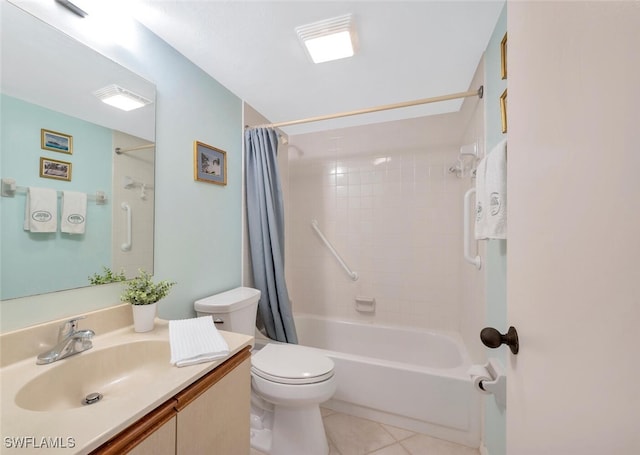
251, 343, 336, 455
194, 287, 336, 455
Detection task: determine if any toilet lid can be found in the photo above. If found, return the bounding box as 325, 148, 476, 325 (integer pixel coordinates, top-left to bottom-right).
251, 343, 334, 385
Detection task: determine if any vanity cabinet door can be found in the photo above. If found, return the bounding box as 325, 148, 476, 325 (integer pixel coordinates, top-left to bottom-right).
90, 400, 177, 455
127, 416, 176, 455
174, 349, 251, 455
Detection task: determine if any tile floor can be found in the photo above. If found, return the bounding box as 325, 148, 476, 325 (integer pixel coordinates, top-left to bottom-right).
250, 408, 479, 455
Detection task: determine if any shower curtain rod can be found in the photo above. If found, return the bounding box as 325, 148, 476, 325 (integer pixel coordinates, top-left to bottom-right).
248, 86, 483, 129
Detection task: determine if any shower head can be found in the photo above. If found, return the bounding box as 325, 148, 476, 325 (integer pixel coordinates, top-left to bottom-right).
449, 155, 478, 178
448, 158, 465, 177
450, 142, 479, 178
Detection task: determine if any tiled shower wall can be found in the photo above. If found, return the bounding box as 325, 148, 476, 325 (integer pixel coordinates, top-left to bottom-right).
286, 120, 469, 332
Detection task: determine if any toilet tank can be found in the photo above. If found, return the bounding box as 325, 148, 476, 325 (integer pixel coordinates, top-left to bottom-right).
194, 287, 261, 336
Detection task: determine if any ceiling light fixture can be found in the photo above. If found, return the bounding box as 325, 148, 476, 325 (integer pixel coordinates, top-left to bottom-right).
93, 85, 153, 112
296, 14, 356, 64
54, 0, 88, 18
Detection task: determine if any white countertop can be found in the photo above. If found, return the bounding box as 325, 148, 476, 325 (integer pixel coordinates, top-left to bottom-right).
0, 319, 253, 454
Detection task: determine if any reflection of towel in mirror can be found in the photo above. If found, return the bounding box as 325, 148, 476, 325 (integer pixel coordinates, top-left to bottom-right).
475, 140, 507, 240
169, 317, 230, 367
24, 187, 58, 233
61, 191, 87, 234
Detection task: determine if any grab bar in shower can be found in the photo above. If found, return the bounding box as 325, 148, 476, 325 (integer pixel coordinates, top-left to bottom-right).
311, 219, 358, 281
463, 188, 482, 270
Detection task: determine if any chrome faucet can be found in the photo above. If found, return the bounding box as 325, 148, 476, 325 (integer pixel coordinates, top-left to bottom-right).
36, 317, 95, 365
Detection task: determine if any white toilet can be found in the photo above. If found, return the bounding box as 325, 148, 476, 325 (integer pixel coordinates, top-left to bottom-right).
195, 287, 336, 455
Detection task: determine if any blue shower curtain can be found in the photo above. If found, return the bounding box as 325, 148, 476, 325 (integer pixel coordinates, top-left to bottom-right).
245, 127, 298, 344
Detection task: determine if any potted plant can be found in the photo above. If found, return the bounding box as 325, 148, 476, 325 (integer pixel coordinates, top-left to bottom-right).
121, 269, 176, 332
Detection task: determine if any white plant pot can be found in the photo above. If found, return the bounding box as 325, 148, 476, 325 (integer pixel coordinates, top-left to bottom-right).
132, 302, 158, 332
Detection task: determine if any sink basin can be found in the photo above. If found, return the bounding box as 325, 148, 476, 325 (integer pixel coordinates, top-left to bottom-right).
15, 340, 170, 412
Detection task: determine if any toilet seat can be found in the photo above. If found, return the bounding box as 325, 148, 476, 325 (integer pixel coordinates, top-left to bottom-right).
251, 343, 334, 385
251, 367, 334, 385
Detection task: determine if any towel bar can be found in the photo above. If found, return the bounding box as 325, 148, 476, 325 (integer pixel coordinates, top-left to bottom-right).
1, 178, 107, 204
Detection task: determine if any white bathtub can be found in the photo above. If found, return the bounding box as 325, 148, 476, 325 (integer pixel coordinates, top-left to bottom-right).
258, 314, 480, 447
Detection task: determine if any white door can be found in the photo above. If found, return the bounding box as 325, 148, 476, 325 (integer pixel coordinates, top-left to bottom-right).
507, 2, 640, 454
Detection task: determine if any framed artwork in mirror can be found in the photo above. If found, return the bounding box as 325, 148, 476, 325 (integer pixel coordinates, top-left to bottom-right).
40, 156, 72, 181
194, 141, 227, 186
41, 129, 73, 154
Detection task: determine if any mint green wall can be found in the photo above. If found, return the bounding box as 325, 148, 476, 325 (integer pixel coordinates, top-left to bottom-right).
111, 25, 244, 321
0, 94, 111, 299
483, 5, 507, 455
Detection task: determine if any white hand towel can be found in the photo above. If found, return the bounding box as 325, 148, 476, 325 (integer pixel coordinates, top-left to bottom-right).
61, 191, 87, 234
474, 156, 488, 240
169, 316, 230, 367
484, 140, 507, 239
24, 187, 58, 233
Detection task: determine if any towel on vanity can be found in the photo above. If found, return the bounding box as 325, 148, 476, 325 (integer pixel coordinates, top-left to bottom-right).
169, 317, 230, 367
61, 191, 87, 234
24, 187, 58, 233
476, 140, 507, 240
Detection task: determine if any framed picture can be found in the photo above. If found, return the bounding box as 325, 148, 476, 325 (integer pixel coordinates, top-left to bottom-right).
500, 32, 507, 80
500, 89, 508, 134
194, 141, 227, 186
41, 129, 73, 154
40, 157, 72, 181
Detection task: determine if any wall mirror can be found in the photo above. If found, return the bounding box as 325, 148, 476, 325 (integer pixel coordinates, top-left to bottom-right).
0, 2, 156, 300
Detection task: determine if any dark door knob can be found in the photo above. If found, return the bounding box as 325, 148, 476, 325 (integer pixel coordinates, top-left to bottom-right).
480, 326, 519, 355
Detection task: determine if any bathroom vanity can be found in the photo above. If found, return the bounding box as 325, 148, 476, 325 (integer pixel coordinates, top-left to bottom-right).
0, 305, 253, 454
92, 349, 251, 454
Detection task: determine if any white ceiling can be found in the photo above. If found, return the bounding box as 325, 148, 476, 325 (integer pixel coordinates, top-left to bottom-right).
131, 1, 504, 135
